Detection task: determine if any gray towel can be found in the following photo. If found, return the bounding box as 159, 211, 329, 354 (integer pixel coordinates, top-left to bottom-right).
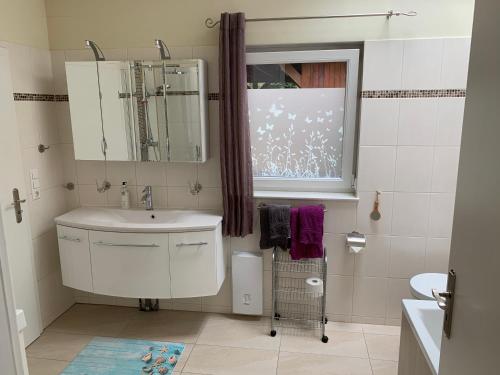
259, 204, 290, 250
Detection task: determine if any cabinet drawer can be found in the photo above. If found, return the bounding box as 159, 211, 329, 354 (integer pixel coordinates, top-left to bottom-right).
89, 231, 171, 298
169, 231, 216, 298
56, 226, 92, 292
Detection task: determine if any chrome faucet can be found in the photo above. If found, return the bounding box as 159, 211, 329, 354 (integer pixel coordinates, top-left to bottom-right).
141, 186, 154, 210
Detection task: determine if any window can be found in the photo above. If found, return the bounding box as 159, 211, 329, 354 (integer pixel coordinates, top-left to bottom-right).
247, 49, 359, 193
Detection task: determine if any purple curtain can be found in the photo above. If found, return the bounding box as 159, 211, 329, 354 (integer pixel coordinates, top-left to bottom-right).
219, 12, 254, 237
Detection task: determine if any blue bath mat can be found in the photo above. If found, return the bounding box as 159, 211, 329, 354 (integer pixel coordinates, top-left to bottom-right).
61, 337, 185, 374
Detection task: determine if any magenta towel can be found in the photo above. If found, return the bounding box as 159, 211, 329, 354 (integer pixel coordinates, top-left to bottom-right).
290, 205, 324, 260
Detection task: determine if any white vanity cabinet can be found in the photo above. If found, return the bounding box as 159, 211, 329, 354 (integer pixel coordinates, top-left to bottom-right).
89, 231, 171, 299
56, 226, 93, 292
169, 230, 223, 298
55, 208, 225, 300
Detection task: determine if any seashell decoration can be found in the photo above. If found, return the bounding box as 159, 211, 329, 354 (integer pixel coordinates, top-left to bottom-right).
160, 345, 168, 354
141, 365, 153, 373
142, 352, 153, 363
158, 367, 168, 374
155, 356, 166, 365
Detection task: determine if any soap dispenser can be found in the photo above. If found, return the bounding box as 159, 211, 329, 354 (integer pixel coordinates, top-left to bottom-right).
120, 181, 130, 209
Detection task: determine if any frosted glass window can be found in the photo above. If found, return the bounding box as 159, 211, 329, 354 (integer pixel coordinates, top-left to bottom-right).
248, 87, 345, 178
246, 50, 359, 193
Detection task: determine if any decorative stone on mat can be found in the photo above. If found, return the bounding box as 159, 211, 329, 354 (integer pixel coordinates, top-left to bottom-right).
168, 355, 177, 365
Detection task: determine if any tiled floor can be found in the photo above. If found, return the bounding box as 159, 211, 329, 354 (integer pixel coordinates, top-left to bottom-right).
26, 304, 400, 375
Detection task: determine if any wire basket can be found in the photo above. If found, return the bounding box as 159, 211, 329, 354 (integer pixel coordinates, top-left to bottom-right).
270, 246, 329, 343
273, 249, 324, 274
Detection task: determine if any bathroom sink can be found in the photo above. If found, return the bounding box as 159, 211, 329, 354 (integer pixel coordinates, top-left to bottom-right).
55, 207, 222, 233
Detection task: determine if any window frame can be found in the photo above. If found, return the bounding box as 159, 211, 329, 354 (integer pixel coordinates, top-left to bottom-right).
246, 49, 359, 193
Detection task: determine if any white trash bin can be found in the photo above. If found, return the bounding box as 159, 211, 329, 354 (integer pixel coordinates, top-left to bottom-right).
232, 251, 263, 315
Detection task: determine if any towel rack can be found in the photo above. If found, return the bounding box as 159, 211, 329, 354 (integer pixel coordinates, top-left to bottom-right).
257, 203, 327, 212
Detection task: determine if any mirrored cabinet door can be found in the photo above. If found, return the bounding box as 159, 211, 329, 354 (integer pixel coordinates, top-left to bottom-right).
65, 59, 209, 163
99, 61, 136, 161
165, 60, 207, 162
66, 62, 105, 160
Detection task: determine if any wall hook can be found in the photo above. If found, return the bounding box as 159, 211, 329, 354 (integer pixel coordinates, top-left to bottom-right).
38, 144, 50, 153
63, 182, 75, 191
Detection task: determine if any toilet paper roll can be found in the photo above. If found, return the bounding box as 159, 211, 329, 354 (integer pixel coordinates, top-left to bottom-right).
349, 246, 364, 254
305, 277, 324, 294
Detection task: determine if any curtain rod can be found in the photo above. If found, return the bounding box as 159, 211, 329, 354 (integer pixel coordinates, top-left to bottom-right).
204, 10, 417, 28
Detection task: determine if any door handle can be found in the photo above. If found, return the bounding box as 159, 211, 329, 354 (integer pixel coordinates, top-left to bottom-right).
11, 188, 26, 223
433, 269, 456, 338
432, 289, 452, 310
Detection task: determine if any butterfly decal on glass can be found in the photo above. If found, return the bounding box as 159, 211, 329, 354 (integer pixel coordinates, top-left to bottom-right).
288, 113, 297, 120
269, 103, 284, 117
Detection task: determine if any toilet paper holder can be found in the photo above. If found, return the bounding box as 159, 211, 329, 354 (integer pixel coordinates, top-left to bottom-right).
346, 231, 367, 253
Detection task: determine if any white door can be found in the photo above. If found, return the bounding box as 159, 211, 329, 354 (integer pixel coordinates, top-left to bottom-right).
438, 1, 500, 374
0, 215, 25, 374
0, 46, 42, 345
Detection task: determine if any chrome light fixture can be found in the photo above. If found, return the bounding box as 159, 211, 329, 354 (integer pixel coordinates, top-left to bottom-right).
84, 40, 106, 61
154, 39, 171, 60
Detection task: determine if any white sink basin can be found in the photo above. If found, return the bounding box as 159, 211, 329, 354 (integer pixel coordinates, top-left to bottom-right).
55, 207, 222, 232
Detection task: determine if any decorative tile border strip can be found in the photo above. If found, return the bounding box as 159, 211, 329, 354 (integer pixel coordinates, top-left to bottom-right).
14, 92, 219, 102
208, 92, 219, 101
13, 93, 69, 102
14, 90, 464, 102
361, 89, 466, 98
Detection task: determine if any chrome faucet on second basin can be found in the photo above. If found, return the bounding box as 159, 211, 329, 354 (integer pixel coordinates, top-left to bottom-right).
141, 186, 154, 210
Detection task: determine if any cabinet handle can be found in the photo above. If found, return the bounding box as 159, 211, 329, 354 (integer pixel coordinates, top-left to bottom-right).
176, 242, 208, 247
59, 235, 81, 243
93, 241, 160, 248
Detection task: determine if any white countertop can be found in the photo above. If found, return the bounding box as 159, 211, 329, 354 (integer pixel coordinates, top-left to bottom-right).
55, 207, 223, 233
402, 299, 444, 375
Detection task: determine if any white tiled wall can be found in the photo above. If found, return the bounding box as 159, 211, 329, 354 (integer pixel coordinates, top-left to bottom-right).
51, 38, 470, 325
4, 41, 75, 328
355, 37, 470, 323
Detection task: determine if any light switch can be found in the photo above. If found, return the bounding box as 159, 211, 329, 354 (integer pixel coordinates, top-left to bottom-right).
30, 168, 39, 180
30, 168, 40, 200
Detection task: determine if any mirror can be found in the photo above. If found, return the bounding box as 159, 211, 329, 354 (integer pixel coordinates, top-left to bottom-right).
65, 59, 209, 162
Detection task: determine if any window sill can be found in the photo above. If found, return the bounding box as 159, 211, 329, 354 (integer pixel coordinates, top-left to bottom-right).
253, 190, 359, 202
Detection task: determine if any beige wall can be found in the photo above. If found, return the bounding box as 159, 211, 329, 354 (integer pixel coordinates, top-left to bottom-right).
0, 0, 49, 48
45, 0, 474, 50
